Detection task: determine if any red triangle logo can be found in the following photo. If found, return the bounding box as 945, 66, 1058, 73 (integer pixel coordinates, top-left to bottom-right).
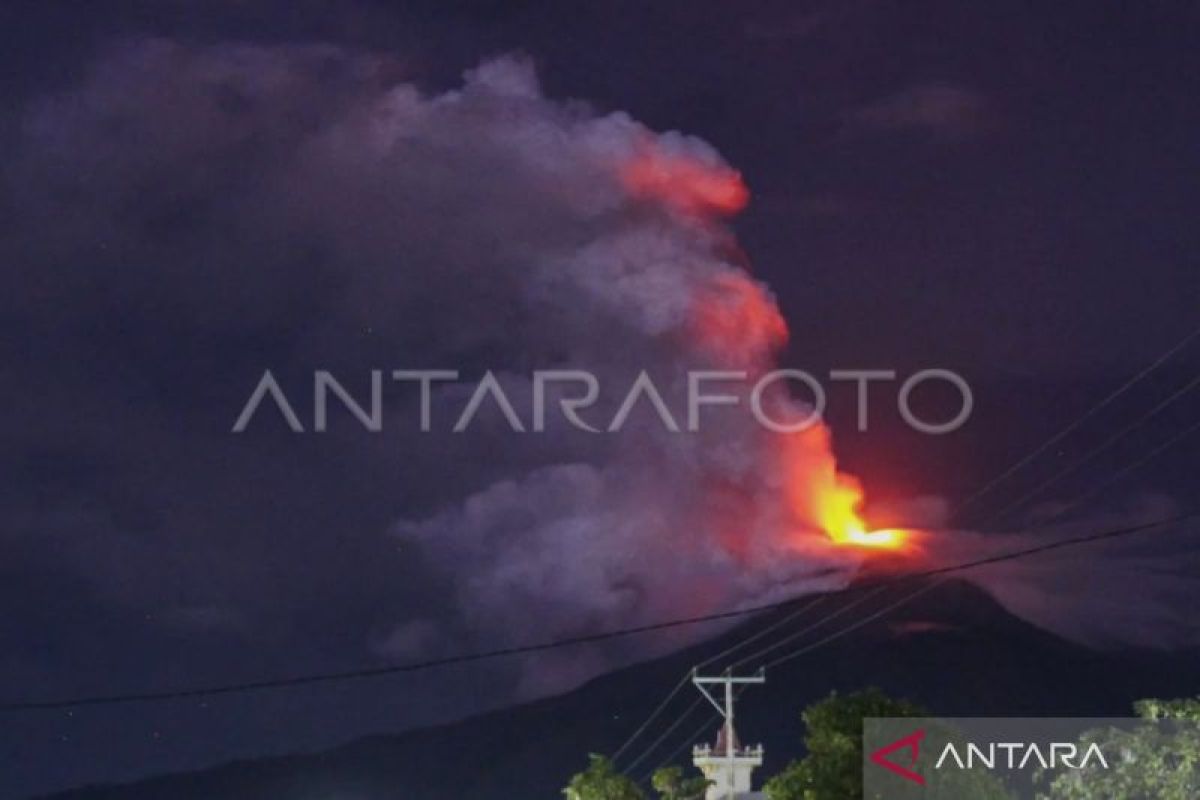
869, 728, 926, 786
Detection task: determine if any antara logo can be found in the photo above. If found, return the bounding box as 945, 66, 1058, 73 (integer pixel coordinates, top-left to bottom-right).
935, 741, 1109, 771
870, 729, 926, 785
869, 728, 1110, 786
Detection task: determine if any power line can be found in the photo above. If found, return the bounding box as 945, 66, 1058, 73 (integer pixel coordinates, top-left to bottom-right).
729, 585, 888, 671
761, 579, 948, 670
624, 586, 890, 771
1045, 417, 1200, 524
697, 595, 828, 672
4, 509, 1195, 713
621, 592, 850, 772
985, 372, 1200, 525
615, 595, 828, 767
621, 695, 705, 777
949, 323, 1200, 524
636, 688, 748, 785
638, 709, 719, 785
624, 589, 896, 772
611, 672, 692, 765
978, 415, 1200, 537
0, 602, 790, 713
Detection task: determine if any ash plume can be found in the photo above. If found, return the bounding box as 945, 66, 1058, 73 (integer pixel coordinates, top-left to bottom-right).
4, 39, 1194, 715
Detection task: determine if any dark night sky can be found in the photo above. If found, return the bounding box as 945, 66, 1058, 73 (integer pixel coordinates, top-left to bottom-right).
1, 2, 1198, 797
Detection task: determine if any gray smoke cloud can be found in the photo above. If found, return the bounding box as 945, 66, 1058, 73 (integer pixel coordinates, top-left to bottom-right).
3, 38, 869, 701
4, 38, 1195, 719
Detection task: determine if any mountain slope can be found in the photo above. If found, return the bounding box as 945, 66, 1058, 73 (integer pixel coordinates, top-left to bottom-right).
39, 579, 1200, 799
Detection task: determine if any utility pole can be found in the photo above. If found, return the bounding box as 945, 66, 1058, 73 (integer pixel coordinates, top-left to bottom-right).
691, 668, 765, 800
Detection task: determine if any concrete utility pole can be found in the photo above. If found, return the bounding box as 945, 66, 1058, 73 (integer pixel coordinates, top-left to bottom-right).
691, 668, 765, 800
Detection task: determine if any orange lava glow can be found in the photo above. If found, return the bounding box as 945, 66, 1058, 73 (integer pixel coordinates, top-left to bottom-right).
622, 145, 915, 557
813, 472, 909, 550
781, 428, 913, 553
620, 151, 749, 216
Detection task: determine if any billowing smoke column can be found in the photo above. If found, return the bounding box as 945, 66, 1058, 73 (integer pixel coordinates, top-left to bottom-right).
12, 40, 1190, 707
378, 55, 912, 691
6, 39, 905, 697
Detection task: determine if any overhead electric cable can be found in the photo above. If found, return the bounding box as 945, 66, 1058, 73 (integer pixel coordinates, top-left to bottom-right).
637, 709, 720, 785
1035, 416, 1200, 528
729, 584, 889, 670
616, 595, 828, 766
620, 695, 705, 777
2, 510, 1196, 713
696, 595, 828, 672
986, 373, 1200, 525
635, 687, 748, 784
611, 672, 693, 765
949, 323, 1200, 523
761, 579, 949, 670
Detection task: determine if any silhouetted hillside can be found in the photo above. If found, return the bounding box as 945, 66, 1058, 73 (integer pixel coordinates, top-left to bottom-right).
39, 579, 1200, 800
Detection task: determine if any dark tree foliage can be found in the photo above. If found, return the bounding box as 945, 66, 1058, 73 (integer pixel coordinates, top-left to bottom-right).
651, 765, 711, 800
764, 688, 1010, 800
1037, 697, 1200, 799
564, 754, 645, 800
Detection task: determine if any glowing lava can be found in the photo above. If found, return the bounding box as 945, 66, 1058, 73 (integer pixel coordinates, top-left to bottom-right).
814, 472, 909, 550
773, 427, 913, 553
621, 143, 914, 557
834, 523, 908, 549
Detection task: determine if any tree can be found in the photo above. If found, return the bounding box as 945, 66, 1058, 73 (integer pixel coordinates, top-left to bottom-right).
564, 754, 646, 800
764, 688, 924, 800
1036, 696, 1200, 799
763, 688, 1010, 800
1135, 696, 1200, 722
651, 765, 711, 799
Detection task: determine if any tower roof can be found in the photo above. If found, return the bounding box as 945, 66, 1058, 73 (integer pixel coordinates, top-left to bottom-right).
714, 724, 740, 755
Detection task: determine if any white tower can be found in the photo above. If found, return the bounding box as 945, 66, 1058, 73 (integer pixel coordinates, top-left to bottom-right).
691, 669, 766, 800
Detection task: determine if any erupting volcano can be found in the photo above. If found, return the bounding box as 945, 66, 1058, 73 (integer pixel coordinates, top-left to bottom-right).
390, 57, 935, 697
629, 144, 918, 558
